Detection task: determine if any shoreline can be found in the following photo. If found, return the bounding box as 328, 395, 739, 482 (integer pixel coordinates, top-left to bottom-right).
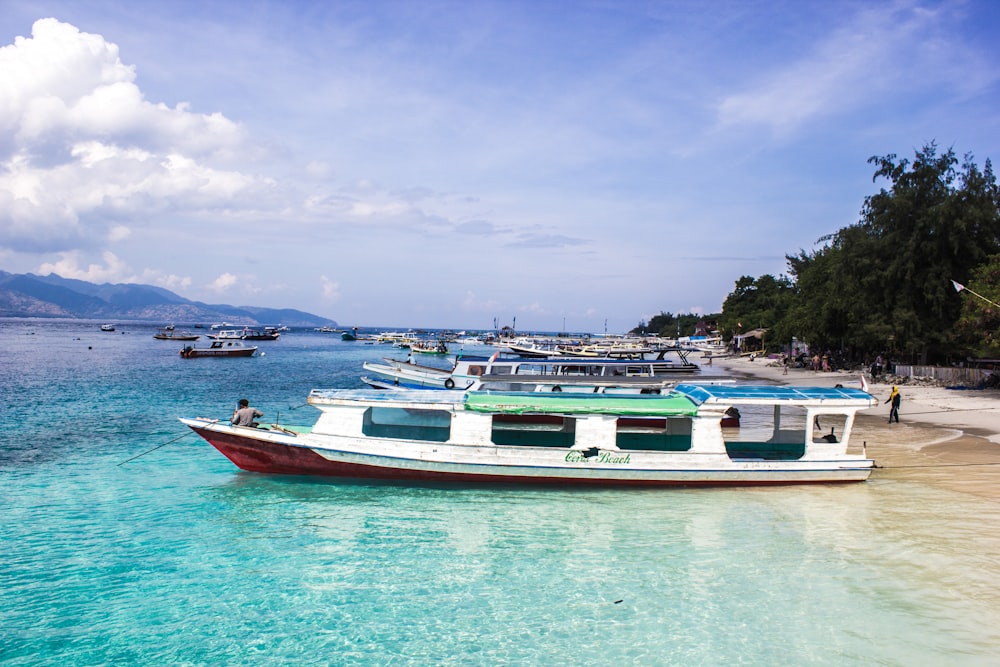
711, 355, 1000, 499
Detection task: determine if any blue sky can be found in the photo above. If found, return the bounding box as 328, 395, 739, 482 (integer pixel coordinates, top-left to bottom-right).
1, 0, 998, 331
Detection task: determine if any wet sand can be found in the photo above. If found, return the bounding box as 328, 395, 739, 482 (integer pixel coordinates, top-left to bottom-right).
711, 355, 1000, 500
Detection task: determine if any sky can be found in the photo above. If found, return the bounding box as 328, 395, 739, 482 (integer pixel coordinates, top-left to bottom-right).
1, 0, 998, 332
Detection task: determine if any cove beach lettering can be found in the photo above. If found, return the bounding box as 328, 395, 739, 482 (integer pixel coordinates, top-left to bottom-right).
565, 450, 632, 465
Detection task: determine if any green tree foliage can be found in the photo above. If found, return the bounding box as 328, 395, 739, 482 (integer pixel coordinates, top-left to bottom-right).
630, 311, 719, 338
781, 143, 1000, 363
954, 256, 1000, 357
719, 274, 796, 350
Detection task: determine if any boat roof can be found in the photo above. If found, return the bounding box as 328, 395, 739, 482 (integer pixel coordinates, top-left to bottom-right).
465, 391, 699, 416
673, 383, 876, 407
307, 384, 876, 414
309, 388, 698, 415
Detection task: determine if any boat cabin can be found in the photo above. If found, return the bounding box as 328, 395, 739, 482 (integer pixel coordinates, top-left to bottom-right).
306, 385, 874, 462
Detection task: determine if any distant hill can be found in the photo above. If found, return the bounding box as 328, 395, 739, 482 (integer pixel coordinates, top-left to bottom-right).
0, 271, 337, 327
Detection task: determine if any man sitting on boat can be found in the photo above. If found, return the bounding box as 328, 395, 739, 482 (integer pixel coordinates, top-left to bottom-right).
231, 398, 263, 427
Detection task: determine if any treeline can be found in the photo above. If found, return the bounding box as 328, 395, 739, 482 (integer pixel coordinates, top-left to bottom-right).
638, 143, 1000, 364
631, 312, 716, 339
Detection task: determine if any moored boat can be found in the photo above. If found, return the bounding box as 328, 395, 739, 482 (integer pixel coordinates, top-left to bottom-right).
206, 329, 244, 340
242, 327, 280, 341
361, 348, 699, 393
180, 384, 877, 486
179, 340, 258, 358
410, 339, 449, 354
154, 329, 199, 341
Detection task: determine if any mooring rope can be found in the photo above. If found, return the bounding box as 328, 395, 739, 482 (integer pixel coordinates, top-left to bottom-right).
898, 407, 1000, 416
875, 461, 1000, 470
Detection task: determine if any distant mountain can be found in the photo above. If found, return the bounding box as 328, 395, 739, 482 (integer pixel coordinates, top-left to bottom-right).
0, 271, 337, 327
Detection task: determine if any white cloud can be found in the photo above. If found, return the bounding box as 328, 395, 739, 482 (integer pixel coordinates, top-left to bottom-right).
320, 275, 340, 301
520, 302, 545, 314
462, 290, 500, 313
209, 272, 238, 292
36, 250, 132, 282
0, 18, 265, 254
108, 225, 131, 241
714, 3, 968, 135
140, 270, 191, 291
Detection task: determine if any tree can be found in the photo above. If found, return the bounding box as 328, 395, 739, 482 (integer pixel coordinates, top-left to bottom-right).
719, 274, 795, 350
787, 143, 1000, 363
954, 255, 1000, 357
630, 311, 719, 338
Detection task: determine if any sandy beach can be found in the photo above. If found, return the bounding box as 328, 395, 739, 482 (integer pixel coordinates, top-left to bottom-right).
712, 355, 1000, 499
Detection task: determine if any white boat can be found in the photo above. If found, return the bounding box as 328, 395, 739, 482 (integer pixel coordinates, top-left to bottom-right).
410, 339, 449, 355
678, 335, 727, 355
179, 384, 878, 486
361, 349, 699, 392
207, 329, 245, 340
361, 356, 455, 389
153, 329, 199, 341
100, 323, 115, 332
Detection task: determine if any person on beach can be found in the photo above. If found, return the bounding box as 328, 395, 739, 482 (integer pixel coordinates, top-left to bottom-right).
885, 386, 901, 423
232, 398, 263, 427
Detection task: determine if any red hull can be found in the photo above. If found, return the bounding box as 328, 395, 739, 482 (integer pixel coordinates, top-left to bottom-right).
188, 426, 854, 488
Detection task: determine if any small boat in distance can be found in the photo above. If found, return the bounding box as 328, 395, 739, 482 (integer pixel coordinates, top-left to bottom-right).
242, 327, 280, 341
100, 324, 115, 332
154, 329, 199, 341
410, 339, 448, 354
206, 329, 244, 340
180, 383, 877, 486
179, 340, 258, 358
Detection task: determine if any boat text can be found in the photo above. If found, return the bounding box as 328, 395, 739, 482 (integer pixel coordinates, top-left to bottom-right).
565, 450, 632, 465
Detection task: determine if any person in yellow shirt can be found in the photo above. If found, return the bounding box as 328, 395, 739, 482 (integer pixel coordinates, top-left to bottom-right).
885, 386, 901, 423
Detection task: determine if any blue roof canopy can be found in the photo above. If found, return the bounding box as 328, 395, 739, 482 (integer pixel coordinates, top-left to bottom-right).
674, 383, 875, 406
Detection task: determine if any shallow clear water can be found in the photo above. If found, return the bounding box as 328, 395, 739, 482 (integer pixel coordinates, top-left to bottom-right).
2, 320, 999, 665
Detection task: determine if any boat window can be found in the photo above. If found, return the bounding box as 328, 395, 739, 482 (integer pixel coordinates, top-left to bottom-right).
811, 414, 847, 444
615, 417, 692, 451
362, 407, 451, 442
723, 406, 807, 461
490, 414, 575, 448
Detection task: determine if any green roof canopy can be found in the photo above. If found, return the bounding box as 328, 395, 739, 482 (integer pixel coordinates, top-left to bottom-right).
464, 391, 699, 417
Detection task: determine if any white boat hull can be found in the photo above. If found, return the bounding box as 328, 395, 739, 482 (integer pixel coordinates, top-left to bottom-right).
180, 419, 873, 486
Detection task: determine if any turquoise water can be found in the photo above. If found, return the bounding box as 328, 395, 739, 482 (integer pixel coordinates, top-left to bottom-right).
2, 320, 999, 665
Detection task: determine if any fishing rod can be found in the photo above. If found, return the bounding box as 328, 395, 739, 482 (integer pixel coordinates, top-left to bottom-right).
116, 426, 210, 466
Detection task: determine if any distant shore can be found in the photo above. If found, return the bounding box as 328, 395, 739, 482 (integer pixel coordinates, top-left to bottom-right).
712, 355, 1000, 499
